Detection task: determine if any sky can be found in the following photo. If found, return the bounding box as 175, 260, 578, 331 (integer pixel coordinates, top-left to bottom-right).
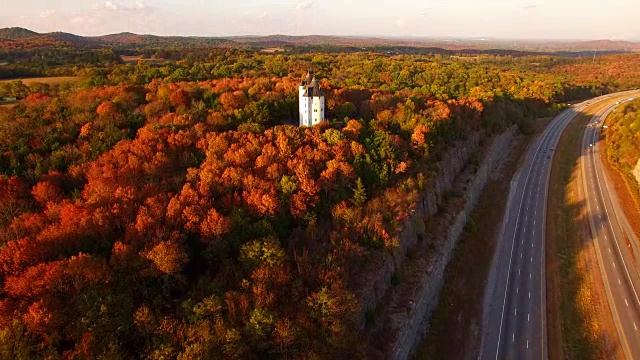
0, 0, 638, 40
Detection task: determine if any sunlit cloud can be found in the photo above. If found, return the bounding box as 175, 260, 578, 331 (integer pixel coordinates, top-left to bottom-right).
296, 0, 313, 11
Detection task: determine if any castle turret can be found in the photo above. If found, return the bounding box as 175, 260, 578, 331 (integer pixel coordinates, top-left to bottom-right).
299, 72, 325, 127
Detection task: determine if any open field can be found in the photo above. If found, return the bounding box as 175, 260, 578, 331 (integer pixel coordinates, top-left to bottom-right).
120, 55, 170, 63
545, 103, 621, 360
0, 76, 82, 85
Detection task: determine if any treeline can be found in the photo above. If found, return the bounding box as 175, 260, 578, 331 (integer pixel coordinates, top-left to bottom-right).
604, 99, 640, 180
0, 48, 122, 79
0, 50, 639, 358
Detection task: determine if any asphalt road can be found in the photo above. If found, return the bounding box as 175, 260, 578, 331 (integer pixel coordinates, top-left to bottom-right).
480, 91, 640, 360
582, 98, 640, 360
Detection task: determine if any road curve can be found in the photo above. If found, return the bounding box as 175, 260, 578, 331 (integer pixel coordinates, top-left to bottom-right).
582, 97, 640, 360
480, 91, 640, 360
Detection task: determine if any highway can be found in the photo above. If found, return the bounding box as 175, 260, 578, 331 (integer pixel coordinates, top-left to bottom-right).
582, 98, 640, 359
480, 91, 640, 360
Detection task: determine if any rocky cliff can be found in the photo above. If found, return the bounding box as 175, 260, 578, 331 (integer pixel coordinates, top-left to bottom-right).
633, 157, 640, 186
359, 125, 518, 359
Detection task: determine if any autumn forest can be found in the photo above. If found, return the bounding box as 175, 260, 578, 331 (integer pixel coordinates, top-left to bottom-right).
2, 32, 640, 359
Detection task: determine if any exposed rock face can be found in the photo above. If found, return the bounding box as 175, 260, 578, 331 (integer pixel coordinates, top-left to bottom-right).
358, 125, 518, 359
633, 157, 640, 186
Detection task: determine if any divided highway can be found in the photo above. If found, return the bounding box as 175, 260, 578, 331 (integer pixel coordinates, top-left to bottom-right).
582, 99, 640, 359
480, 91, 640, 360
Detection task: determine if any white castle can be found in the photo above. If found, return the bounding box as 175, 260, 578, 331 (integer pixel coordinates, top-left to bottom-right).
299, 71, 325, 127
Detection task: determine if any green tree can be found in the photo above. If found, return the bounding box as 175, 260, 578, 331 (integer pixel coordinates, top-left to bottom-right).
351, 177, 367, 206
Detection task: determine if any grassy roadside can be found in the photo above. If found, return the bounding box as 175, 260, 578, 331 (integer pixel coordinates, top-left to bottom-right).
413, 119, 551, 360
545, 104, 621, 360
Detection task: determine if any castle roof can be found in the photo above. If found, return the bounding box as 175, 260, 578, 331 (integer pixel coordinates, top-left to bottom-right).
300, 72, 322, 97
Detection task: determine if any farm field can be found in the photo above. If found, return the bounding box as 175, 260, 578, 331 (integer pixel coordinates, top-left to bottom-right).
0, 76, 82, 85
120, 55, 171, 63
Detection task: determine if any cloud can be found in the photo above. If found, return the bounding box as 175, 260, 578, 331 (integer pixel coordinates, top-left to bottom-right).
40, 11, 55, 19
296, 0, 313, 11
99, 1, 151, 11
396, 17, 406, 27
104, 1, 119, 10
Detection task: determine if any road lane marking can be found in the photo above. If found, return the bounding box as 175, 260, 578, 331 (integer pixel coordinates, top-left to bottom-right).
635, 323, 638, 331
527, 340, 529, 349
519, 269, 521, 275
619, 278, 622, 285
528, 313, 530, 322
613, 262, 616, 268
530, 257, 533, 263
530, 272, 532, 279
517, 287, 519, 294
625, 299, 629, 307
609, 248, 611, 253
529, 291, 531, 299
513, 333, 515, 342
494, 116, 562, 360
515, 308, 517, 315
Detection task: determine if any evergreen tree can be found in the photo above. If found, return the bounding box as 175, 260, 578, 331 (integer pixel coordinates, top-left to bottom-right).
351, 177, 367, 206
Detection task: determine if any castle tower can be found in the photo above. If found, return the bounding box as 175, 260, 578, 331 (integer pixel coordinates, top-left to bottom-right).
299, 71, 325, 127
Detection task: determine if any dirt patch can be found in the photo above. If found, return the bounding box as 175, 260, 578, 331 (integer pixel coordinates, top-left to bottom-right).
545, 104, 622, 360
413, 119, 551, 360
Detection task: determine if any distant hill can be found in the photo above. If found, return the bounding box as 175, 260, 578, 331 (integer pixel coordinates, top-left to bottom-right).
42, 32, 99, 46
0, 27, 639, 54
0, 27, 39, 40
96, 33, 233, 47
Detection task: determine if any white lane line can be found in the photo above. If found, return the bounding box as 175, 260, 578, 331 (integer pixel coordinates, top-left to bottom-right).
519, 269, 521, 275
521, 253, 523, 259
495, 113, 563, 360
530, 272, 532, 279
531, 242, 533, 248
515, 308, 518, 315
619, 278, 622, 285
529, 291, 531, 299
517, 287, 519, 294
613, 262, 616, 268
625, 299, 629, 307
635, 323, 638, 331
609, 247, 612, 253
513, 333, 515, 342
528, 313, 530, 322
530, 257, 533, 263
527, 340, 529, 349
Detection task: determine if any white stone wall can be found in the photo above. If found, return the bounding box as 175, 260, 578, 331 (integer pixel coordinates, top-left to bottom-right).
299, 94, 310, 127
311, 96, 325, 125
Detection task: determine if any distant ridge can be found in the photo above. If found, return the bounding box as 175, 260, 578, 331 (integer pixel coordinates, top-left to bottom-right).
0, 27, 639, 53
0, 27, 39, 40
